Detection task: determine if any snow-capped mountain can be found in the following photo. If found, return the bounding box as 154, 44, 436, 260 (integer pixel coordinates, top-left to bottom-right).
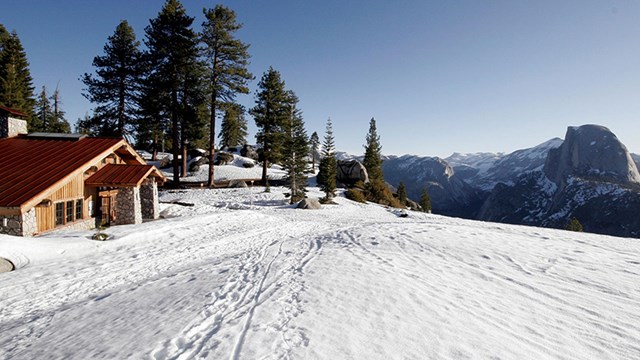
382, 155, 484, 217
378, 125, 640, 237
447, 138, 563, 191
478, 125, 640, 237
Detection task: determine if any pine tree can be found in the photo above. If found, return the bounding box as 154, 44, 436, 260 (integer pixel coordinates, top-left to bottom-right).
397, 181, 407, 206
144, 0, 201, 184
201, 5, 253, 187
420, 187, 432, 213
251, 67, 289, 183
32, 86, 51, 132
281, 92, 309, 204
566, 217, 583, 232
0, 25, 9, 48
318, 118, 337, 201
81, 20, 144, 137
178, 60, 208, 177
363, 117, 383, 182
0, 28, 35, 117
218, 102, 248, 148
137, 67, 169, 160
362, 117, 398, 206
49, 88, 71, 133
309, 131, 320, 172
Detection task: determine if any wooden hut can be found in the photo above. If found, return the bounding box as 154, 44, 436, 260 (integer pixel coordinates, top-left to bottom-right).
0, 108, 166, 236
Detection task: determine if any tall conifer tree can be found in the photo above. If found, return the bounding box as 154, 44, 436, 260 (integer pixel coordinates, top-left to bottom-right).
33, 85, 52, 132
49, 88, 71, 133
144, 0, 200, 184
82, 20, 143, 137
397, 181, 407, 206
281, 91, 309, 203
309, 131, 320, 172
251, 67, 289, 183
363, 117, 383, 182
218, 102, 248, 148
318, 118, 337, 201
420, 187, 432, 213
0, 28, 35, 118
201, 5, 253, 187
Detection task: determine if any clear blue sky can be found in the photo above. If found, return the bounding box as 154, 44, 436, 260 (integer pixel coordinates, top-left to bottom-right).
2, 0, 639, 157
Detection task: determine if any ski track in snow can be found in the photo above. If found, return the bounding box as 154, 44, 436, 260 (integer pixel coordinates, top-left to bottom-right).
1, 187, 639, 359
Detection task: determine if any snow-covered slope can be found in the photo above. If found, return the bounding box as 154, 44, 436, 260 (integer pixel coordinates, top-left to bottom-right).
1, 187, 639, 359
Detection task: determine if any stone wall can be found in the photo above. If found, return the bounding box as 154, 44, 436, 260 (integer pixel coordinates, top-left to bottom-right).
0, 116, 28, 138
0, 214, 23, 236
0, 208, 37, 236
140, 178, 159, 220
115, 187, 142, 225
21, 208, 37, 236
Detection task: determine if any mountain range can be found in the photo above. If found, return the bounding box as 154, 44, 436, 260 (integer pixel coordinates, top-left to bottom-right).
377, 124, 640, 238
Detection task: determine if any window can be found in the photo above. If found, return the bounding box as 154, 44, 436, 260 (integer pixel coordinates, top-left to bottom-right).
55, 203, 64, 226
76, 199, 83, 220
66, 201, 74, 223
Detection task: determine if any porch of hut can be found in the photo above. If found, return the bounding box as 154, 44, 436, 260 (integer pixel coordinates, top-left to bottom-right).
85, 164, 165, 226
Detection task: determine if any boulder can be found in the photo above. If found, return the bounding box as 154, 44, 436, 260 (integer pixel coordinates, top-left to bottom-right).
337, 160, 369, 185
215, 152, 234, 165
189, 148, 207, 159
297, 198, 321, 209
241, 144, 259, 161
0, 258, 14, 273
229, 180, 248, 188
189, 156, 209, 172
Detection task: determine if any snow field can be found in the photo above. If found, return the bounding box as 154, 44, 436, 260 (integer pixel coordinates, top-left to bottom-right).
0, 186, 639, 359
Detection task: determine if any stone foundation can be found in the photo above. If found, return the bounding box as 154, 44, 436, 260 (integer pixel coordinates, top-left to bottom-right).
0, 208, 37, 237
115, 187, 142, 225
22, 208, 37, 236
48, 218, 97, 233
0, 214, 23, 236
140, 178, 159, 219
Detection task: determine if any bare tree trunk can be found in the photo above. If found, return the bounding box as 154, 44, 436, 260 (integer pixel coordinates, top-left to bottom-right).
152, 130, 158, 161
207, 55, 218, 188
171, 88, 180, 186
207, 90, 217, 187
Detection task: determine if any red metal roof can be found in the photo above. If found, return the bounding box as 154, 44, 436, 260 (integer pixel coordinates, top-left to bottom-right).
0, 105, 28, 118
0, 137, 127, 208
85, 164, 163, 187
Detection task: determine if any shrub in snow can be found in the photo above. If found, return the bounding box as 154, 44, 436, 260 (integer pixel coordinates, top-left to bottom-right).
92, 226, 109, 241
566, 217, 584, 232
346, 188, 367, 203
365, 179, 402, 208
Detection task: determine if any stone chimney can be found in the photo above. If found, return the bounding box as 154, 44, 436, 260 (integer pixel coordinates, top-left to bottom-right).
0, 106, 28, 138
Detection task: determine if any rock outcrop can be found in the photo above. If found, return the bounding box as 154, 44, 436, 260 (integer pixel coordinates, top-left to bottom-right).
297, 198, 321, 209
544, 125, 640, 185
382, 155, 484, 218
337, 160, 369, 185
478, 125, 640, 237
240, 145, 259, 161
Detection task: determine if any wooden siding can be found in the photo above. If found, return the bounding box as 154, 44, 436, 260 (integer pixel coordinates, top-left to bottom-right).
33, 152, 128, 233
35, 174, 85, 232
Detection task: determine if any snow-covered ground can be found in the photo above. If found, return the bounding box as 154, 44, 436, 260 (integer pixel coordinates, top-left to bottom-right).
1, 186, 639, 359
160, 152, 287, 183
